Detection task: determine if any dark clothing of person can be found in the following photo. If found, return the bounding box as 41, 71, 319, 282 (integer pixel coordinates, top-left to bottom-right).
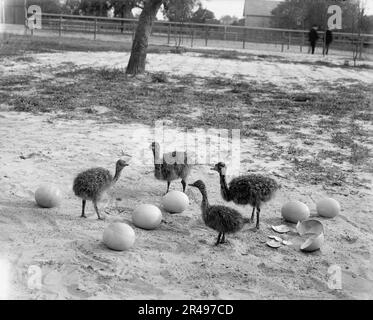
308, 29, 319, 42
323, 30, 333, 55
325, 30, 333, 45
308, 28, 319, 54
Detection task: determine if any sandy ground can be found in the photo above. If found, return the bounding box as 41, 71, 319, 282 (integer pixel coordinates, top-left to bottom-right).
0, 48, 372, 300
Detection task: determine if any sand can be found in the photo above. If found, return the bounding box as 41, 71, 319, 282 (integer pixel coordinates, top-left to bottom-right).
0, 49, 372, 300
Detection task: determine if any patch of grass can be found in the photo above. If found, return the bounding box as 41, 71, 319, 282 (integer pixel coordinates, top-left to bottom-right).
317, 117, 341, 129
292, 158, 346, 186
231, 81, 251, 94
278, 59, 373, 70
350, 143, 370, 164
205, 77, 235, 88
0, 34, 169, 57
287, 145, 306, 156
99, 67, 127, 81
151, 72, 168, 83
191, 49, 247, 61
13, 56, 36, 63
0, 75, 34, 87
331, 132, 354, 149
317, 149, 346, 164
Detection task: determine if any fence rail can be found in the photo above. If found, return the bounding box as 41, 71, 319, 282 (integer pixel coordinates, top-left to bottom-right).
34, 13, 373, 56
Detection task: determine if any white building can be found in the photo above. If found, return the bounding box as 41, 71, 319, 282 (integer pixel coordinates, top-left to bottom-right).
243, 0, 281, 28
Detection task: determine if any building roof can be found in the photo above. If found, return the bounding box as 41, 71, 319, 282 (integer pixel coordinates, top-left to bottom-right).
243, 0, 281, 17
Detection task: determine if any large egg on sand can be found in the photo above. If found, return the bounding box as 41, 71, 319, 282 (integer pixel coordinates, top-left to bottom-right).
133, 204, 162, 230
103, 222, 135, 251
35, 184, 62, 208
162, 191, 189, 213
316, 197, 340, 218
281, 201, 310, 223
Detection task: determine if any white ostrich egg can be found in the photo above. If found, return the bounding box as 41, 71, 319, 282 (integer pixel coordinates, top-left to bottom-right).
281, 201, 310, 223
103, 222, 135, 251
161, 191, 189, 213
35, 184, 62, 208
132, 204, 162, 230
316, 198, 340, 218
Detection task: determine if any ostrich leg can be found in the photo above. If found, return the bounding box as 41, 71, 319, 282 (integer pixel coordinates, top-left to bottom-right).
166, 181, 171, 194
93, 201, 103, 220
220, 233, 226, 244
81, 200, 87, 218
250, 207, 255, 223
181, 179, 186, 192
215, 232, 222, 246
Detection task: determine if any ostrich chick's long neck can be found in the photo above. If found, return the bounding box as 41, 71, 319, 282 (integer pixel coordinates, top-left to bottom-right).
219, 173, 231, 201
198, 187, 210, 218
112, 167, 123, 184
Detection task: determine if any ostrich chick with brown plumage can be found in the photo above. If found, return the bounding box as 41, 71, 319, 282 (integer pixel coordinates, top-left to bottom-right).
73, 160, 128, 220
189, 180, 250, 245
151, 142, 191, 194
211, 162, 279, 229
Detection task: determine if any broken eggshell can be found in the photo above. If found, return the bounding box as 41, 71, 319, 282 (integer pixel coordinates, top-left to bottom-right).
282, 240, 293, 246
300, 233, 324, 252
296, 219, 325, 252
271, 225, 290, 234
296, 219, 324, 236
266, 240, 282, 248
268, 235, 283, 242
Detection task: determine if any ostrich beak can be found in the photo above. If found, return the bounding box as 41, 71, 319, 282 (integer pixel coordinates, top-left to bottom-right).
210, 166, 217, 171
188, 183, 194, 187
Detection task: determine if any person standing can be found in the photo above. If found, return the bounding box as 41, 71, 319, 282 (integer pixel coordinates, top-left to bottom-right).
27, 10, 37, 34
323, 29, 333, 55
308, 25, 319, 54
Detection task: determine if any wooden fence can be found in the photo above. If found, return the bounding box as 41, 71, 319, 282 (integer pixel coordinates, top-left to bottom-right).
34, 13, 373, 57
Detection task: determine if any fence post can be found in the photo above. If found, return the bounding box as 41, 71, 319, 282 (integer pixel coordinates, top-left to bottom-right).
281, 32, 284, 52
191, 29, 194, 48
59, 14, 62, 37
224, 25, 227, 41
242, 27, 246, 49
288, 32, 291, 49
359, 36, 363, 59
205, 27, 208, 46
94, 18, 97, 40
132, 23, 136, 41
167, 24, 171, 44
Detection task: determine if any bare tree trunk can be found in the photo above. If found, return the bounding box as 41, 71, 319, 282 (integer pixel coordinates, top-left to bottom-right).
126, 0, 163, 75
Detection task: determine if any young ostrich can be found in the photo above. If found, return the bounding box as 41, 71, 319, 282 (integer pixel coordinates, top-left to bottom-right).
189, 180, 250, 245
73, 160, 129, 220
151, 142, 191, 194
211, 162, 280, 229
